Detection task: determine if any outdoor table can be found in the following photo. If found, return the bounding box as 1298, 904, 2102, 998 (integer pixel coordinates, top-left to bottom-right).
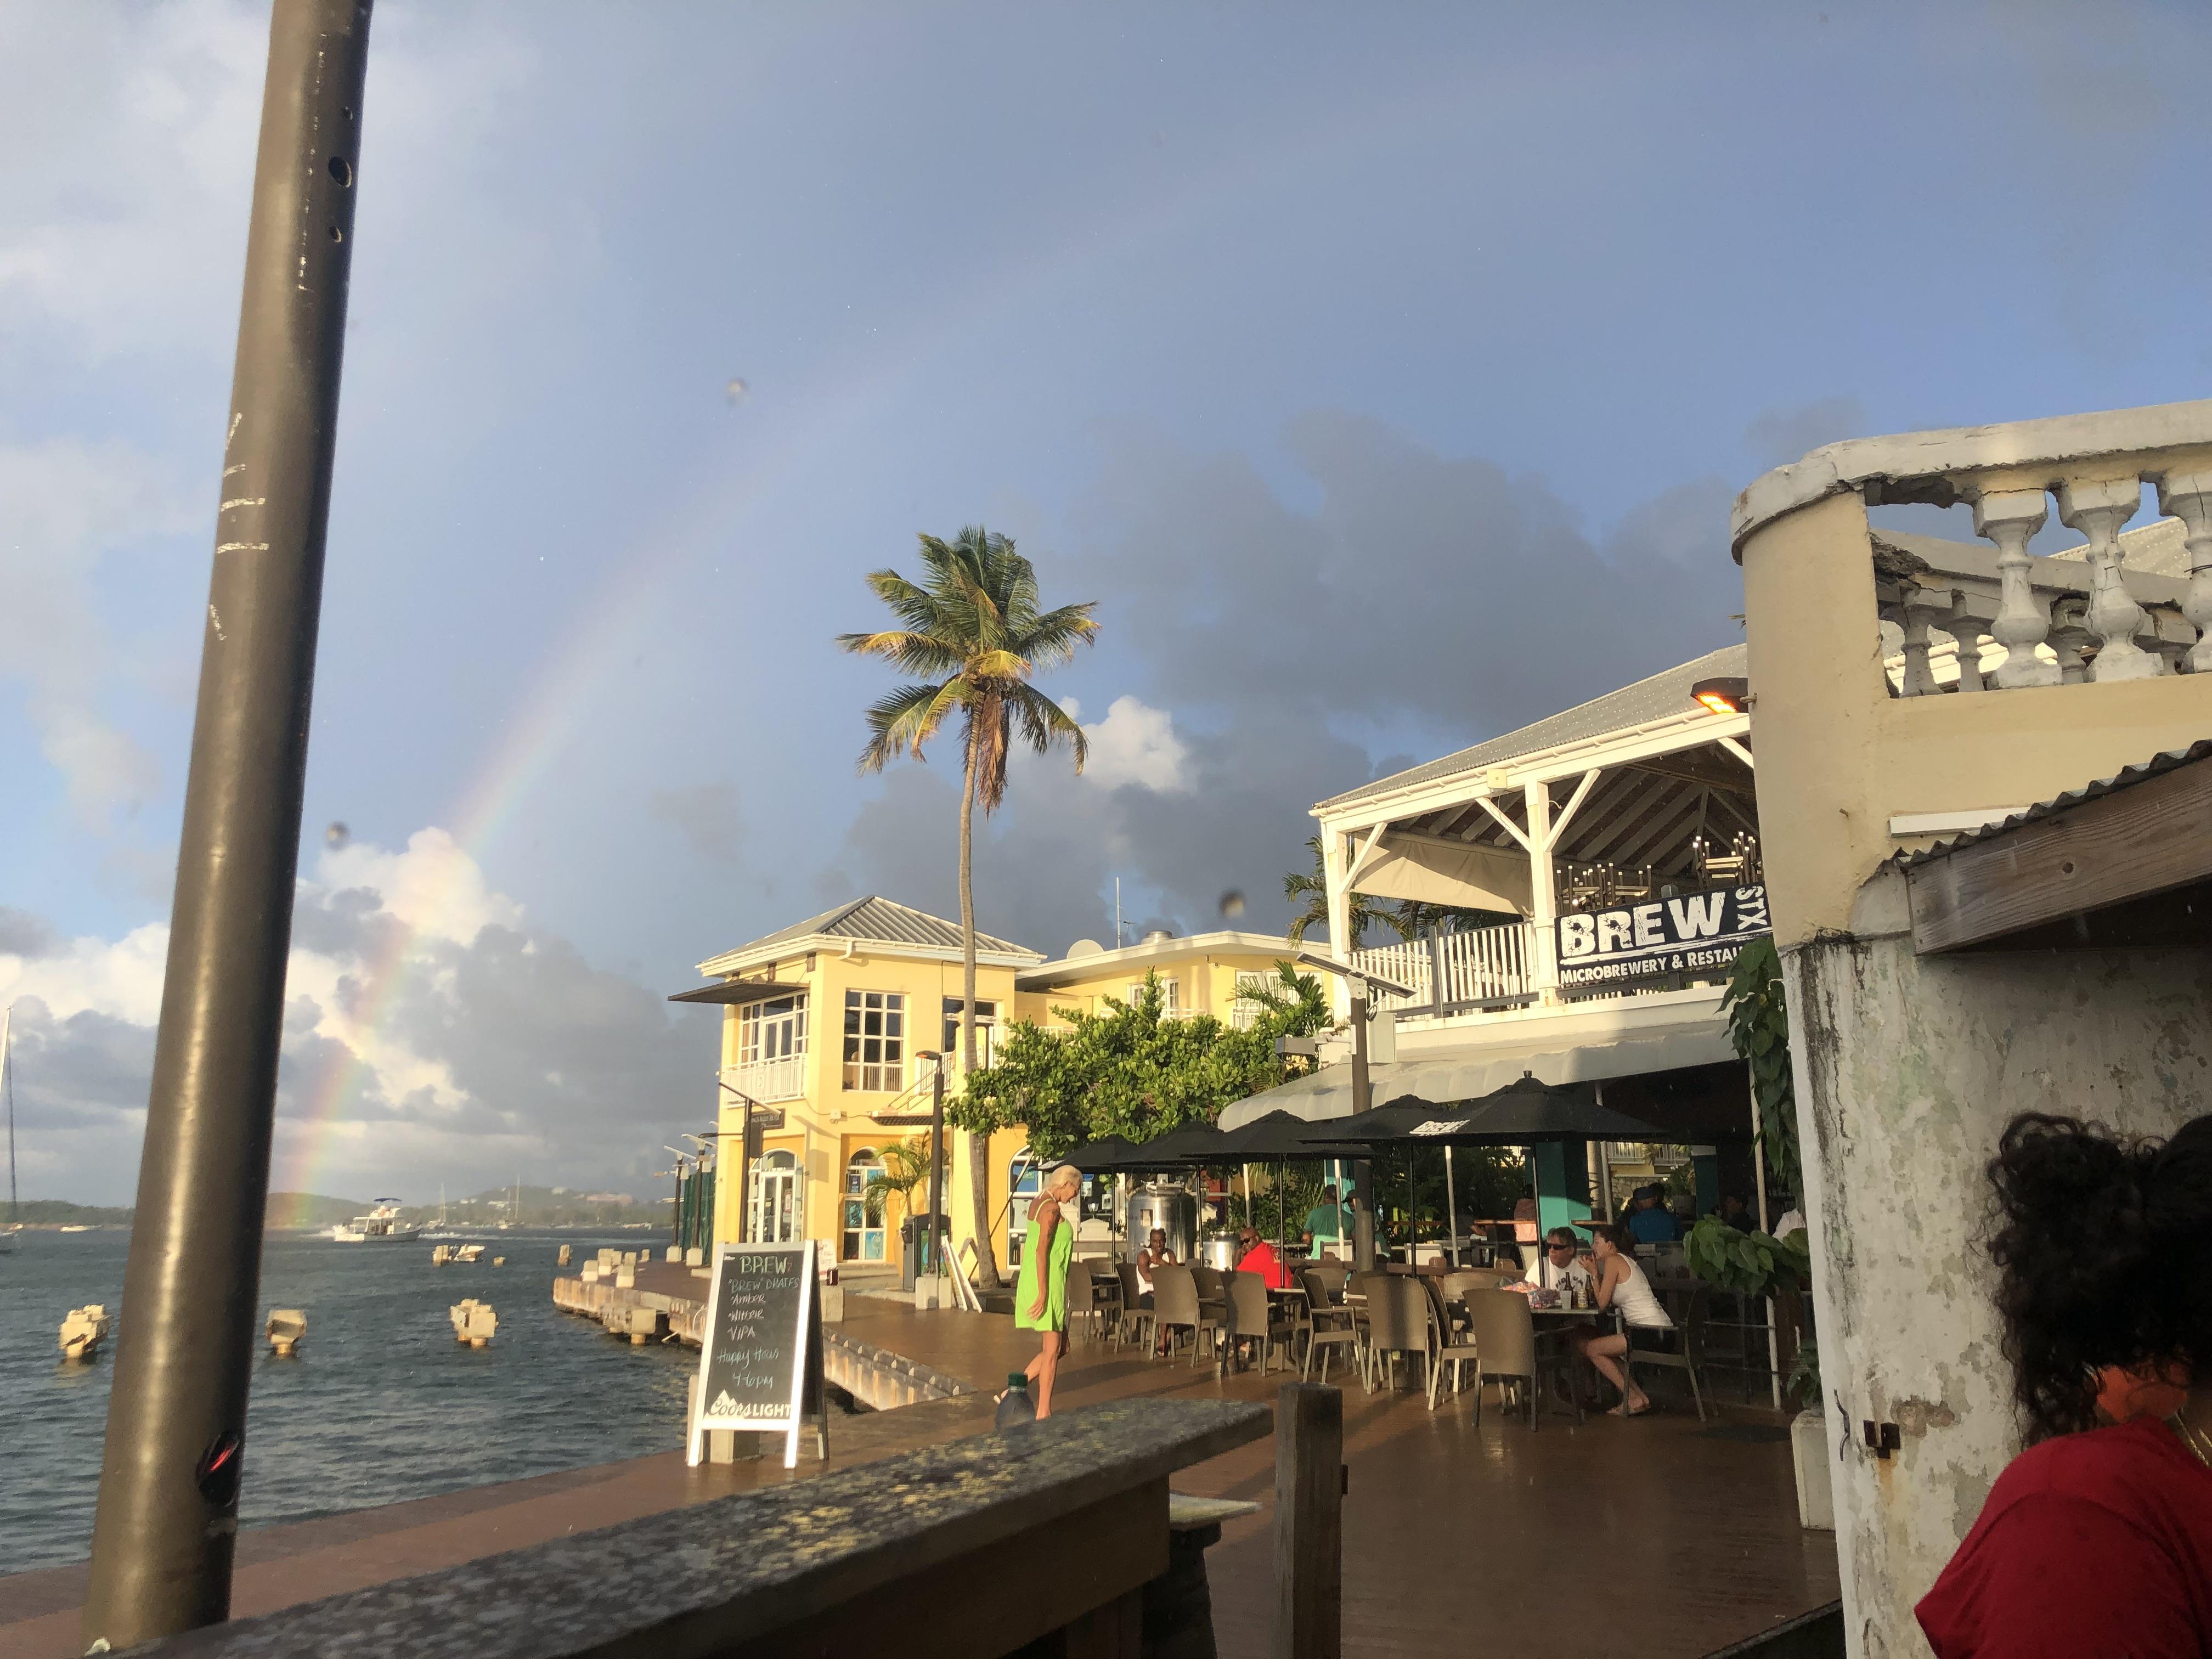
1528, 1306, 1624, 1412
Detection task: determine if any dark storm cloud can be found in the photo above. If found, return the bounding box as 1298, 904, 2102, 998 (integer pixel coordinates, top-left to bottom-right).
1743, 396, 1870, 472
651, 783, 747, 867
4, 997, 155, 1132
1063, 410, 1744, 751
820, 414, 1748, 958
0, 907, 59, 958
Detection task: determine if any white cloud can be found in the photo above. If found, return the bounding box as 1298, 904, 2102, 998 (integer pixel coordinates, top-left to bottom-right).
0, 438, 195, 824
1077, 695, 1193, 794
2, 826, 714, 1204
313, 827, 525, 945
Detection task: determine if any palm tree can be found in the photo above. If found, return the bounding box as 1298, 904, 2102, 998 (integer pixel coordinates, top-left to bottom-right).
860, 1137, 935, 1229
1283, 834, 1407, 950
838, 526, 1098, 1288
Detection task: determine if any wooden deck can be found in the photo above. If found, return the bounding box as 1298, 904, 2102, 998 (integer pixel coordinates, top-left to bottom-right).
0, 1297, 1837, 1658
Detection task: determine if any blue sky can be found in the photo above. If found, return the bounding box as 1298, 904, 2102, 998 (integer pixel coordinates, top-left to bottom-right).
4, 0, 2209, 1202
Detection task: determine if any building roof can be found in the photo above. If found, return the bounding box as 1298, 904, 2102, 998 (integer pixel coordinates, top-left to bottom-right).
1316, 644, 1748, 814
697, 896, 1041, 975
1886, 741, 2212, 870
1018, 929, 1303, 990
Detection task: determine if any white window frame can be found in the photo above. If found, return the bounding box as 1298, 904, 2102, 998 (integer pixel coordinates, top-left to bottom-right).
1232, 971, 1273, 1030
843, 989, 906, 1092
738, 994, 808, 1064
1129, 977, 1182, 1015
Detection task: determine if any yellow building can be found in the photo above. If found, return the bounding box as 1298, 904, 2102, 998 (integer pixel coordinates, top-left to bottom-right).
676, 901, 1306, 1277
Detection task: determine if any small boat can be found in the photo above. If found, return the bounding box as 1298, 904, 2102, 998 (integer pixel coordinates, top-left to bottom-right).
60, 1304, 110, 1361
266, 1308, 307, 1356
330, 1199, 421, 1243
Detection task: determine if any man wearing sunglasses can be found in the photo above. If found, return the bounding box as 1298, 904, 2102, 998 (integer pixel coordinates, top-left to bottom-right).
1519, 1226, 1593, 1296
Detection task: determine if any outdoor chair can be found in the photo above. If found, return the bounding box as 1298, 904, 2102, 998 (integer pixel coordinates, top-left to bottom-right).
1304, 1261, 1351, 1300
1459, 1288, 1582, 1430
1359, 1274, 1431, 1396
1421, 1277, 1483, 1411
1150, 1264, 1221, 1368
1299, 1267, 1359, 1384
1226, 1271, 1296, 1374
1086, 1260, 1124, 1346
1626, 1283, 1710, 1421
1064, 1256, 1099, 1342
1189, 1263, 1229, 1316
1114, 1262, 1155, 1352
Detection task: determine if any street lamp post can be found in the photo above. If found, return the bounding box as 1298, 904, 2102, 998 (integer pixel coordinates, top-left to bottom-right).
915, 1051, 947, 1278
1291, 951, 1414, 1273
82, 4, 373, 1646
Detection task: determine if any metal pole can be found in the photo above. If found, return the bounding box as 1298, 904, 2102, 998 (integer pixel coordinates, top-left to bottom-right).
926, 1061, 946, 1277
1348, 993, 1375, 1272
1752, 1059, 1781, 1409
1444, 1144, 1459, 1267
739, 1097, 754, 1243
83, 5, 371, 1645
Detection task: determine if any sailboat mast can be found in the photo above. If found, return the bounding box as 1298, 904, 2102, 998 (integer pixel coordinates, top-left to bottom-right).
4, 1006, 16, 1221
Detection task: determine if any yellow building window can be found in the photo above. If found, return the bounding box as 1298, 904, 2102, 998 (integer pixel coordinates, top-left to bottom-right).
843, 990, 905, 1091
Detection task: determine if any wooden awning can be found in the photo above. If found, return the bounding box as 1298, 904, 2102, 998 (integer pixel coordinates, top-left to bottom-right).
1899, 742, 2212, 953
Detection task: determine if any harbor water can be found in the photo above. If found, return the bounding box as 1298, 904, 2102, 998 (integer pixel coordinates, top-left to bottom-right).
0, 1227, 694, 1576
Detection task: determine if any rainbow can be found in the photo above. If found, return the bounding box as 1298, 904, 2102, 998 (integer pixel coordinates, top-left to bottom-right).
270, 92, 1403, 1193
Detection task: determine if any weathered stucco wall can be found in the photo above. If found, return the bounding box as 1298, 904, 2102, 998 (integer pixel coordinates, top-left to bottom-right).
1785, 870, 2212, 1658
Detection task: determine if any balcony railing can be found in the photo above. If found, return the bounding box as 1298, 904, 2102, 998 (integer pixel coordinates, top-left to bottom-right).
1352, 921, 1539, 1015
725, 1055, 806, 1104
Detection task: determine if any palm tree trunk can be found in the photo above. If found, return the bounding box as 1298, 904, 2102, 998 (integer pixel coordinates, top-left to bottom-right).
958, 724, 1002, 1289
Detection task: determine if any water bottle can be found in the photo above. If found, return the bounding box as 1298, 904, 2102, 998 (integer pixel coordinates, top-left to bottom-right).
996, 1372, 1036, 1429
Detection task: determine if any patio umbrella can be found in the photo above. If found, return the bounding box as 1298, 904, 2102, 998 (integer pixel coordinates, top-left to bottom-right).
1391, 1070, 1669, 1145
1201, 1110, 1370, 1263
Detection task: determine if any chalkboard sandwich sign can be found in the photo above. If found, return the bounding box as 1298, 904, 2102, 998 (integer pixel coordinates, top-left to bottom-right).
687, 1238, 828, 1470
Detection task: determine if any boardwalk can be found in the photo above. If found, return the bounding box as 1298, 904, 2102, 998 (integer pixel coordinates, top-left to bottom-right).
0, 1294, 1836, 1658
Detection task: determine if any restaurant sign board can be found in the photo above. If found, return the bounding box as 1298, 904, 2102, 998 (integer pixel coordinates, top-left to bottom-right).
1554, 883, 1770, 990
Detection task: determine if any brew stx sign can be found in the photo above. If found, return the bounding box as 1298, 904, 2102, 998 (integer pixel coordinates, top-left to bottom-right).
1554, 883, 1771, 990
687, 1238, 827, 1469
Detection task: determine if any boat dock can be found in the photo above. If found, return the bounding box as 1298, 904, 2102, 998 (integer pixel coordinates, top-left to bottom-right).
0, 1296, 1837, 1658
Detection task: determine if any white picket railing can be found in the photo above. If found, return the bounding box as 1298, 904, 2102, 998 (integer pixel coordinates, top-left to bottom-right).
1350, 921, 1538, 1015
725, 1055, 806, 1104
1438, 922, 1537, 1006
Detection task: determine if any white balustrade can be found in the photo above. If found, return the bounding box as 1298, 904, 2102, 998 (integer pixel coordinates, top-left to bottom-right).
2055, 476, 2159, 681
1878, 476, 2204, 695
727, 1055, 806, 1103
2156, 468, 2212, 674
1436, 922, 1536, 1008
1347, 940, 1431, 1012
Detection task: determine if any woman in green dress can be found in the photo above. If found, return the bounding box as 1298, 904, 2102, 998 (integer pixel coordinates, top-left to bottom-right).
1012, 1163, 1082, 1419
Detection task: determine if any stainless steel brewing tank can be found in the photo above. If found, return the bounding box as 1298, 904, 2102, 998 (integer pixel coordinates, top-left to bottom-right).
1195, 1236, 1240, 1272
1125, 1186, 1196, 1262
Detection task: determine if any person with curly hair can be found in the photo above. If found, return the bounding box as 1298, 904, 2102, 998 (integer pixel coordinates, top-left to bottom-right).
1917, 1112, 2212, 1656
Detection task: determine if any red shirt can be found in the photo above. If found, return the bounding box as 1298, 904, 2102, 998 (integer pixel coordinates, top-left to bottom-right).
1237, 1241, 1291, 1289
1917, 1415, 2212, 1658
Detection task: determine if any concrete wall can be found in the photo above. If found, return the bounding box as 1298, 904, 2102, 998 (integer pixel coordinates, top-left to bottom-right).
1786, 875, 2212, 1655
1736, 428, 2212, 1656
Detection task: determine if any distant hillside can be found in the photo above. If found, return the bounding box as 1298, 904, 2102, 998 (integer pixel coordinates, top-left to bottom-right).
12, 1200, 133, 1226
266, 1192, 368, 1229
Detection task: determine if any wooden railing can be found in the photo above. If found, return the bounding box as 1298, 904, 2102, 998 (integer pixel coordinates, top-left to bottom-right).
132, 1398, 1290, 1659
1352, 921, 1539, 1016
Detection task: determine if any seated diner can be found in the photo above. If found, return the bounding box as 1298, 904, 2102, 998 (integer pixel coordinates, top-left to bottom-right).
1517, 1226, 1594, 1296
1559, 1222, 1674, 1417
1235, 1224, 1293, 1289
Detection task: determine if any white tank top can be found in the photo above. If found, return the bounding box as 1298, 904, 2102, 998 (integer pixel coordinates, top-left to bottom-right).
1609, 1255, 1673, 1330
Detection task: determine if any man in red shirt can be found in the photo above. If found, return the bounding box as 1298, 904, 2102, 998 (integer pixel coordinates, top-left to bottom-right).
1235, 1224, 1291, 1289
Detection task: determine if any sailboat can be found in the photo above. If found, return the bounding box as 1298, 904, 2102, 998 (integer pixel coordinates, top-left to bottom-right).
2, 1006, 21, 1255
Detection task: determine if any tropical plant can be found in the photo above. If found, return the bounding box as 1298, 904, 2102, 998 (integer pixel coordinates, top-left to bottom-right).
1720, 935, 1799, 1198
953, 967, 1333, 1159
838, 526, 1098, 1287
1682, 1214, 1813, 1301
1283, 835, 1406, 949
859, 1136, 936, 1226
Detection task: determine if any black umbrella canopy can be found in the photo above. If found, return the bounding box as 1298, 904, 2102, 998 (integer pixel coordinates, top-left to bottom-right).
1064, 1134, 1146, 1172
1295, 1101, 1436, 1147
1213, 1110, 1368, 1162
1387, 1070, 1668, 1144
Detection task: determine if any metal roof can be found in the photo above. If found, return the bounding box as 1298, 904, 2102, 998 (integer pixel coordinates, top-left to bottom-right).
1316, 644, 1748, 812
723, 896, 1037, 960
1888, 741, 2212, 870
